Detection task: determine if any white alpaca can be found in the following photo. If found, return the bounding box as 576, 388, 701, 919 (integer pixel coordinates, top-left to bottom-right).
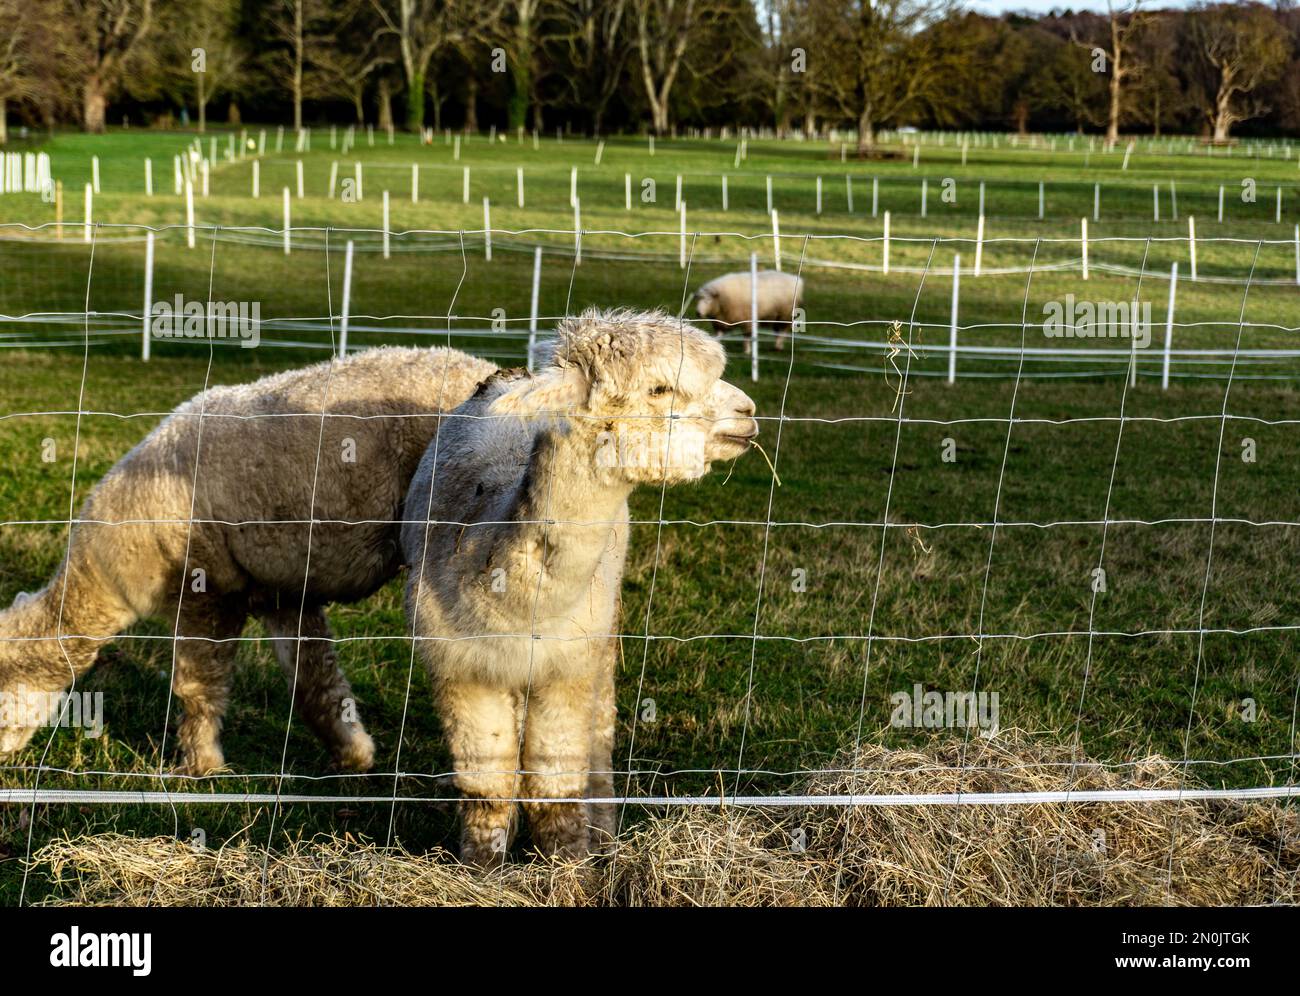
0, 346, 494, 773
401, 309, 759, 862
694, 269, 804, 353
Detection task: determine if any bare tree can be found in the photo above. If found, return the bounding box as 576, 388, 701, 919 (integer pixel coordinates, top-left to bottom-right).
1072, 1, 1147, 146
174, 0, 244, 132
805, 0, 956, 155
0, 0, 35, 143
550, 0, 630, 135
272, 0, 306, 130
1182, 1, 1288, 143
504, 0, 543, 130
633, 0, 726, 135
369, 0, 498, 131
63, 0, 154, 132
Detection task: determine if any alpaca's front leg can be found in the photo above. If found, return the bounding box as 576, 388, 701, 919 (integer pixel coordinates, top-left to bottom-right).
439, 681, 522, 866
585, 647, 618, 854
521, 675, 597, 860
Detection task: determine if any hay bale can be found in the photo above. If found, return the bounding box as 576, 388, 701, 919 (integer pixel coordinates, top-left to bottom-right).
28, 732, 1298, 907
795, 731, 1300, 907
607, 810, 834, 907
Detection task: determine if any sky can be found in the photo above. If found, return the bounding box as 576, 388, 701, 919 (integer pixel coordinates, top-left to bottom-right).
966, 0, 1200, 12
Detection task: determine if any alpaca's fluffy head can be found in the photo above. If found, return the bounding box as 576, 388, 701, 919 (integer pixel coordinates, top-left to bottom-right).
490, 308, 758, 484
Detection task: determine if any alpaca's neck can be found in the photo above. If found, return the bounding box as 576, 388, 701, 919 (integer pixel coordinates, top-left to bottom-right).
514, 422, 631, 592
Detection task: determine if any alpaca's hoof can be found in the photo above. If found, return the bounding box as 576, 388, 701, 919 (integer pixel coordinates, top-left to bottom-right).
334, 730, 376, 773
171, 753, 229, 778
458, 840, 509, 870
0, 725, 39, 757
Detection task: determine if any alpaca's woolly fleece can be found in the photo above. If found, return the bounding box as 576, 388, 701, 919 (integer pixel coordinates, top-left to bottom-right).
401, 308, 759, 864
0, 345, 495, 773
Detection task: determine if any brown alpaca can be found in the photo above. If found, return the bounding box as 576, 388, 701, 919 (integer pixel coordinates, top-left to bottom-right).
0, 346, 494, 774
401, 309, 759, 863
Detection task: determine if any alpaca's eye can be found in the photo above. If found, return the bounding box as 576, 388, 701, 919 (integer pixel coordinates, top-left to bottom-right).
649, 384, 673, 397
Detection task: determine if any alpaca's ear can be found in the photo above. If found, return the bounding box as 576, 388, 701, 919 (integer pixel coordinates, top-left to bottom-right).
488, 368, 589, 416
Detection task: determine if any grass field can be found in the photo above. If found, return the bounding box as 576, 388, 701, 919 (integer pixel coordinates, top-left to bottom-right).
2, 127, 1299, 904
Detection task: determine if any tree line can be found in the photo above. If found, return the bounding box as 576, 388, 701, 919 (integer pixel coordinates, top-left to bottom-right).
0, 1, 1297, 147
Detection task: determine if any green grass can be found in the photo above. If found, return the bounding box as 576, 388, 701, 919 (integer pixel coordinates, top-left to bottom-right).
2, 129, 1298, 904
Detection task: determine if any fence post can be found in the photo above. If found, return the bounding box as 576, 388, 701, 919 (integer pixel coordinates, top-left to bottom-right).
974, 214, 985, 277
948, 253, 960, 384
412, 163, 419, 203
483, 197, 492, 261
296, 160, 304, 198
816, 175, 823, 215
142, 231, 154, 362
528, 246, 542, 372
1079, 217, 1088, 280
845, 175, 853, 213
771, 209, 781, 271
355, 162, 363, 201
1153, 184, 1159, 222
91, 155, 100, 194
872, 176, 879, 218
921, 178, 927, 218
328, 161, 338, 199
679, 201, 687, 268
515, 167, 523, 208
1038, 181, 1044, 220
573, 198, 581, 265
145, 158, 153, 197
1218, 185, 1224, 222
282, 187, 290, 255
722, 173, 728, 211
1158, 261, 1179, 390
339, 240, 354, 359
1189, 217, 1197, 282
750, 251, 759, 383
383, 190, 391, 259
624, 172, 631, 211
252, 160, 259, 199
766, 175, 773, 214
462, 166, 469, 204
883, 210, 890, 276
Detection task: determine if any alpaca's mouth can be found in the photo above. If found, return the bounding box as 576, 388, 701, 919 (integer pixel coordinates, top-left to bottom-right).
719, 432, 757, 448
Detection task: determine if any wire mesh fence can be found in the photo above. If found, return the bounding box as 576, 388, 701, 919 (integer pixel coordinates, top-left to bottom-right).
1, 215, 1297, 905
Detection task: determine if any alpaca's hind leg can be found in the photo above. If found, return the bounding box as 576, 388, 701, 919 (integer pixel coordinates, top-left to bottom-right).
439, 681, 521, 866
520, 675, 597, 860
261, 605, 375, 772
171, 600, 247, 775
